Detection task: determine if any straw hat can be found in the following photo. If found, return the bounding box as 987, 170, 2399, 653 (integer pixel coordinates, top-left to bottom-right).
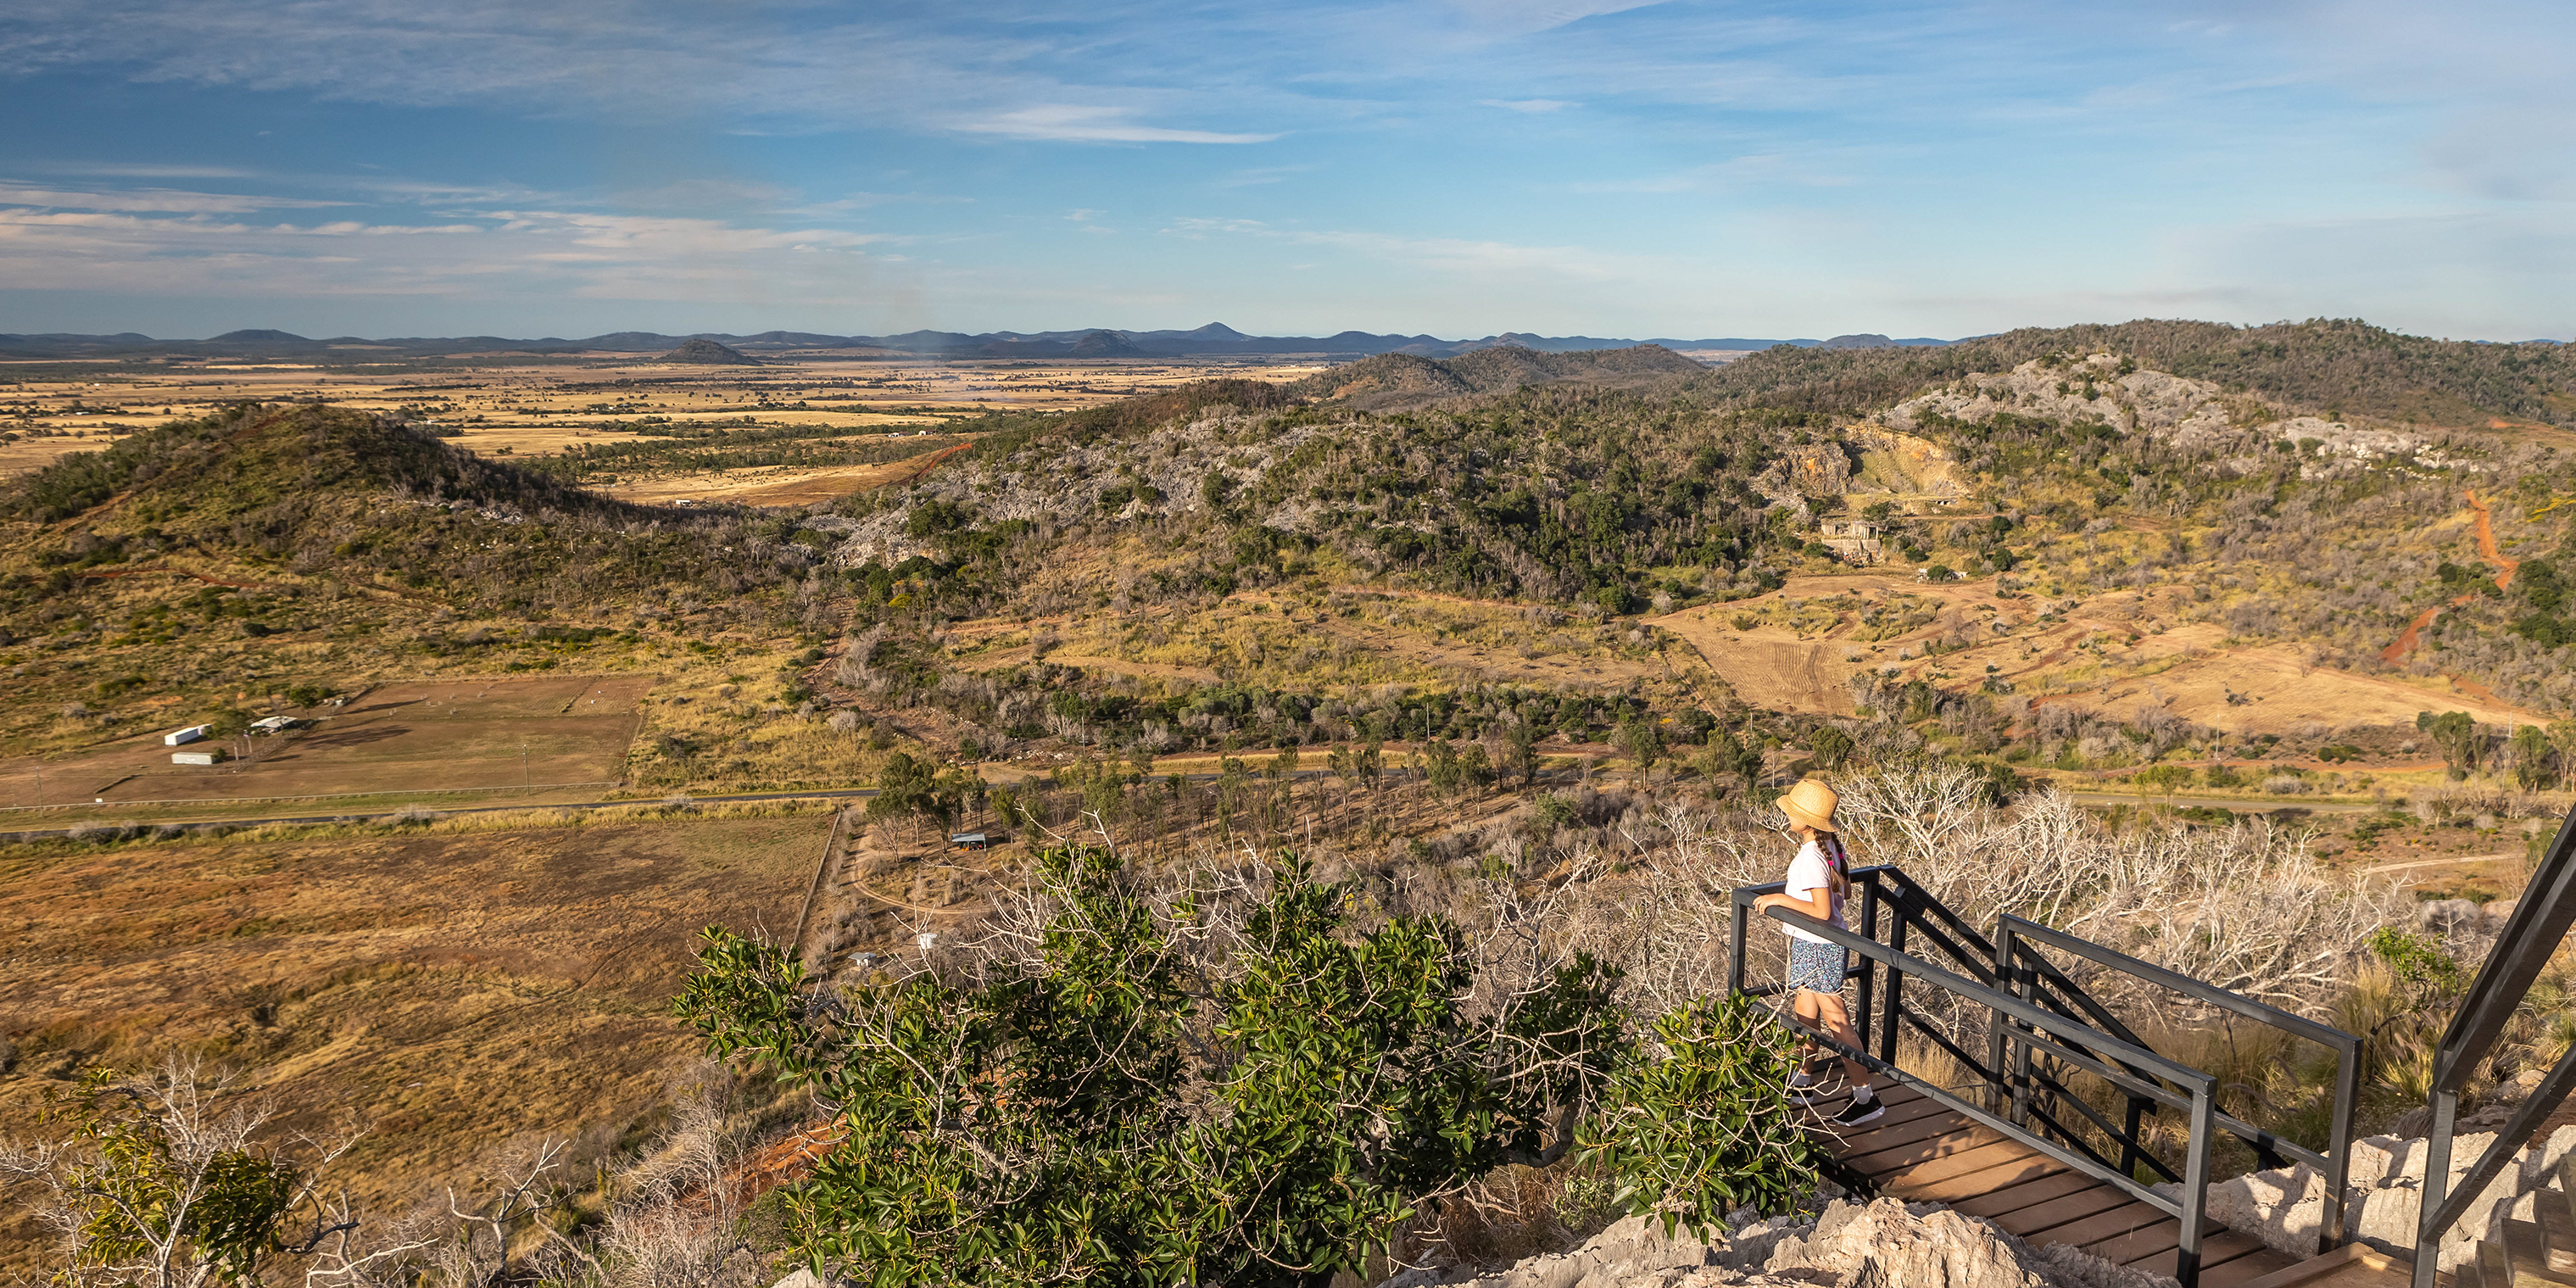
1776, 778, 1840, 833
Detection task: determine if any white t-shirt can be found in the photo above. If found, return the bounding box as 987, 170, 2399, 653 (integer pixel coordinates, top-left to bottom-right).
1781, 839, 1847, 944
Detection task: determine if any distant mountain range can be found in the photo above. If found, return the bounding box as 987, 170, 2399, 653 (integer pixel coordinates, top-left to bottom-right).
0, 325, 1963, 362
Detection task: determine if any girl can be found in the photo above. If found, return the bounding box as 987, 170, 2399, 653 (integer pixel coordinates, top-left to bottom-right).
1751, 778, 1882, 1126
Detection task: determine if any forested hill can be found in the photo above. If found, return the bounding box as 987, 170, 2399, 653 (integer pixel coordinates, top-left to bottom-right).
1284, 344, 1707, 410
1688, 319, 2576, 428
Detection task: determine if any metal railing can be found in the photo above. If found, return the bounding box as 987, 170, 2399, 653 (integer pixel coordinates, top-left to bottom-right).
1730, 865, 2365, 1287
1996, 915, 2362, 1248
2411, 805, 2576, 1288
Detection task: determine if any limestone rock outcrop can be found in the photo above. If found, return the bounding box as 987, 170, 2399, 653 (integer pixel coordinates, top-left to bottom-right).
2149, 1125, 2576, 1274
1380, 1198, 2172, 1288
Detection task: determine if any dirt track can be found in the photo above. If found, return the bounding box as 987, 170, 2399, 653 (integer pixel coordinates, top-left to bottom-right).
2380, 489, 2517, 663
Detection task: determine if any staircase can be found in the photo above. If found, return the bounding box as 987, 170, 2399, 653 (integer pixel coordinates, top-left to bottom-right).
1733, 866, 2367, 1288
1735, 799, 2576, 1288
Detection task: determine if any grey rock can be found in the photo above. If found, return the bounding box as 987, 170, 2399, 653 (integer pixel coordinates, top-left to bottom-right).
2159, 1125, 2576, 1274
2418, 899, 2483, 932
1386, 1199, 2171, 1288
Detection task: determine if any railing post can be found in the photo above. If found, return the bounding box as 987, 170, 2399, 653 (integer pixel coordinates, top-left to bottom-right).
2412, 1088, 2457, 1288
2121, 1097, 2146, 1180
1880, 900, 1909, 1066
1855, 876, 1882, 1057
2179, 1082, 2215, 1288
1729, 892, 1749, 998
2011, 932, 2038, 1129
2323, 1033, 2360, 1252
1988, 923, 2014, 1117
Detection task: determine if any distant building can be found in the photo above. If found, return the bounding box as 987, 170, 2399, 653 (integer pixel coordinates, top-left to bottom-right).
249, 716, 301, 734
950, 832, 990, 850
1819, 518, 1886, 565
171, 749, 224, 766
164, 724, 210, 746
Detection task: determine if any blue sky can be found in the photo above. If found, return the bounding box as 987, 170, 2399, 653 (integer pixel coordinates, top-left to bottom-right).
2, 0, 2570, 342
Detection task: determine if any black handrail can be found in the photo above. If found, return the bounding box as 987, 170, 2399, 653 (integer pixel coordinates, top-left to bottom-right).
2411, 805, 2576, 1288
1731, 862, 2368, 1285
1730, 894, 2223, 1286
1997, 914, 2363, 1248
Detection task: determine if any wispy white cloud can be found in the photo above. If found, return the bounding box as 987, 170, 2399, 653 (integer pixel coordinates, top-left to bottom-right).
1479, 98, 1576, 112
956, 106, 1280, 144
0, 187, 901, 305
0, 181, 350, 213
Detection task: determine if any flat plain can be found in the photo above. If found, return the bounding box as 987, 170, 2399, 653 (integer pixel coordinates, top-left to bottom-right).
0, 355, 1327, 498
0, 809, 833, 1273
0, 676, 655, 809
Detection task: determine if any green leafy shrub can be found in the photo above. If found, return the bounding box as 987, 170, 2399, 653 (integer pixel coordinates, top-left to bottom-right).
674, 848, 1820, 1285
1578, 997, 1829, 1237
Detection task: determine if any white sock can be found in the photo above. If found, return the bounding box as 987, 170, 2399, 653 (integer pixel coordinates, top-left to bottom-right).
1850, 1084, 1873, 1104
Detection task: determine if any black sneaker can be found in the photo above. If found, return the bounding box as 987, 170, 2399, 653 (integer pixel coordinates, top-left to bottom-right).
1828, 1090, 1884, 1127
1788, 1063, 1842, 1107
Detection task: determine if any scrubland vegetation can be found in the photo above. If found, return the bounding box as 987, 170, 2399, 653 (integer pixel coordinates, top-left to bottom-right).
9, 316, 2576, 1285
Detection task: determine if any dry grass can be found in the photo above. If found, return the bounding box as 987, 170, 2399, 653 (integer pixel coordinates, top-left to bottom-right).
0, 357, 1331, 479
0, 811, 833, 1274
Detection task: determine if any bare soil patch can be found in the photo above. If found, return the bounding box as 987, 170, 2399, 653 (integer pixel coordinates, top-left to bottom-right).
0, 812, 828, 1269
0, 676, 653, 806
1650, 571, 2548, 734
2038, 645, 2542, 734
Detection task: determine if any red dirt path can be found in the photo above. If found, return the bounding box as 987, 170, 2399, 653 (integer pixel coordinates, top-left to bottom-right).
2380, 489, 2517, 663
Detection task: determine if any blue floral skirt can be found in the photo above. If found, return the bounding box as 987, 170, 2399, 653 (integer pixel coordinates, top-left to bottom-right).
1786, 938, 1848, 995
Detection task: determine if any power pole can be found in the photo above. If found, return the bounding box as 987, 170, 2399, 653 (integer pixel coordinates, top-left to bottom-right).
521, 744, 529, 788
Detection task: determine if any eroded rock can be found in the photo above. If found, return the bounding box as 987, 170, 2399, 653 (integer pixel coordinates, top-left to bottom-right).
1381, 1199, 2172, 1288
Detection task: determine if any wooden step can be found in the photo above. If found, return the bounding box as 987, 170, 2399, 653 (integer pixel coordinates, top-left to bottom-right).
2231, 1241, 2423, 1288
2465, 1239, 2509, 1288
2541, 1200, 2576, 1274
1838, 1115, 1997, 1174
1876, 1139, 2044, 1192
2021, 1200, 2171, 1252
1893, 1149, 2070, 1205
1949, 1170, 2100, 1221
1991, 1185, 2138, 1239
2505, 1218, 2576, 1286
2123, 1231, 2293, 1288
1827, 1105, 1978, 1163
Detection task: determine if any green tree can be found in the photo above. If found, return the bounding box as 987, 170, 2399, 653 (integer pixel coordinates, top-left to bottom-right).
2417, 711, 2483, 779
1618, 718, 1664, 785
2552, 719, 2576, 790
2135, 763, 2194, 802
2511, 724, 2554, 790
867, 752, 979, 846
1421, 738, 1464, 796
1502, 719, 1542, 788
673, 850, 1826, 1287
1809, 725, 1855, 771
4, 1060, 398, 1288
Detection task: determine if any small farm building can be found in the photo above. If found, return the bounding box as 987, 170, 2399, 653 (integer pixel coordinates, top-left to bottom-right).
171, 750, 224, 766
164, 725, 210, 746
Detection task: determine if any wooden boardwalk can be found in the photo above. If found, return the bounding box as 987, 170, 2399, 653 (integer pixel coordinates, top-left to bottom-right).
1815, 1078, 2305, 1287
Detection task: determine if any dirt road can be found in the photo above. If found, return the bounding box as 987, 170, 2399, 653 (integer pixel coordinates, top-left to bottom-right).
2383, 489, 2518, 662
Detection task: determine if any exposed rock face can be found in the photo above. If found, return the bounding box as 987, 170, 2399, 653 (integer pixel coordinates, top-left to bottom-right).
1874, 352, 2443, 476
2151, 1125, 2576, 1274
1380, 1199, 2172, 1288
